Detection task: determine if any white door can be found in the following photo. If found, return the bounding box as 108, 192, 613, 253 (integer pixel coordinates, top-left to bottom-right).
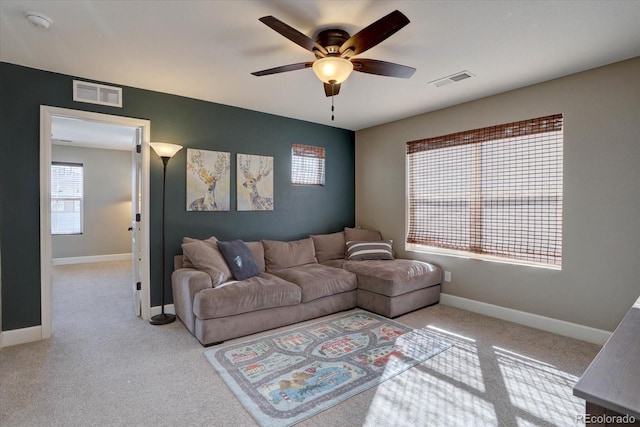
131, 127, 143, 316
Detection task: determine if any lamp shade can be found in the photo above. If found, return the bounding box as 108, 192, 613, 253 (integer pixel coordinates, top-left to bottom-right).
149, 142, 183, 158
312, 57, 354, 84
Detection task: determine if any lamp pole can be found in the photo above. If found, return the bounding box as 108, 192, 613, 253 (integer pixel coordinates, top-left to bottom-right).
149, 142, 183, 325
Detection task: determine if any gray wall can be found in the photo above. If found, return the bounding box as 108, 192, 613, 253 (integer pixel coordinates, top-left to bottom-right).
51, 145, 131, 258
355, 57, 640, 332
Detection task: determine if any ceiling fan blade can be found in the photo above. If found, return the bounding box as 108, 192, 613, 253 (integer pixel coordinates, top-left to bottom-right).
251, 62, 313, 76
339, 10, 410, 57
259, 16, 328, 57
351, 59, 416, 78
323, 82, 341, 97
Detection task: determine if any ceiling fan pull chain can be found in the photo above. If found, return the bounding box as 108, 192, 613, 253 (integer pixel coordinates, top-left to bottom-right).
331, 80, 336, 121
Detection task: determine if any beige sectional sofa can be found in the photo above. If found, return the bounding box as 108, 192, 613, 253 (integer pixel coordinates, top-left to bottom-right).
172, 227, 441, 346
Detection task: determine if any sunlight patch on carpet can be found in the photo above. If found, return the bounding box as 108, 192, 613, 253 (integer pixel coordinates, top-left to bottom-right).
363, 325, 584, 427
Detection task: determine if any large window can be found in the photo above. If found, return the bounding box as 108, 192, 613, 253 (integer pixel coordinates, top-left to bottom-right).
407, 114, 563, 267
51, 162, 84, 235
291, 144, 325, 186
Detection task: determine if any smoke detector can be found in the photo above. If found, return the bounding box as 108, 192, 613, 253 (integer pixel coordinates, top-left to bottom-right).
25, 12, 52, 29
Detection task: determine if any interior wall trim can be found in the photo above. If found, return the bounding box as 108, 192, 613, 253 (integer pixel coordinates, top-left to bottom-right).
149, 304, 175, 317
440, 293, 611, 345
0, 326, 43, 348
52, 253, 132, 266
0, 304, 174, 348
40, 105, 152, 337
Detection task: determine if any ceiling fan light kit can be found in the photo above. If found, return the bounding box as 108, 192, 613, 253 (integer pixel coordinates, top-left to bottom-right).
252, 10, 416, 120
312, 57, 353, 84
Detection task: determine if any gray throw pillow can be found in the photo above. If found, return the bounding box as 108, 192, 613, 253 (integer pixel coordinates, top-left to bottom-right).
217, 240, 260, 281
346, 240, 394, 261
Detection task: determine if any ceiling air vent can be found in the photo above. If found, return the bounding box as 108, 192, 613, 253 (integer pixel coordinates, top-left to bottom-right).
429, 71, 474, 88
73, 80, 122, 108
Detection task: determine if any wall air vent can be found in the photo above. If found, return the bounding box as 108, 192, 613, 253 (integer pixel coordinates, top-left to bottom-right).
73, 80, 122, 107
429, 71, 474, 88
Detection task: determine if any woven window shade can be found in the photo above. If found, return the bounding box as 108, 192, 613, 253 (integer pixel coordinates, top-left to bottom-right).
407, 114, 563, 266
292, 144, 325, 186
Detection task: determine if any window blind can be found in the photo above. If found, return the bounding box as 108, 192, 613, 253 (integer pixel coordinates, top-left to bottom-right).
407, 114, 563, 266
292, 144, 325, 186
51, 162, 83, 235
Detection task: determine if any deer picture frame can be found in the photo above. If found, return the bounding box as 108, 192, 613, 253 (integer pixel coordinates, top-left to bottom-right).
237, 153, 274, 211
186, 149, 231, 211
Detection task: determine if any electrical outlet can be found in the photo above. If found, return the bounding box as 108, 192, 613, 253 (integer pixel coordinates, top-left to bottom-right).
444, 271, 452, 282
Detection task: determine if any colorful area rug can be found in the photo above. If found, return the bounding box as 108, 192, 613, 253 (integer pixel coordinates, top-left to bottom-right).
205, 310, 453, 426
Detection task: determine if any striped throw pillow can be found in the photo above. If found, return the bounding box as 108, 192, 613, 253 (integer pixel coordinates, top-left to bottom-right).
346, 240, 394, 261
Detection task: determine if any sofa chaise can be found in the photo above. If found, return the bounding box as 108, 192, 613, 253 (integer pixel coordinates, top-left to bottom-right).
172, 227, 441, 346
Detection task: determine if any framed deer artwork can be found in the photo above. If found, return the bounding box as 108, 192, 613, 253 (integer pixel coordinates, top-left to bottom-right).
237, 153, 274, 211
186, 149, 231, 211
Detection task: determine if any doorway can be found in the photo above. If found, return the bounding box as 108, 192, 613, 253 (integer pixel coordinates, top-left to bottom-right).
40, 106, 151, 339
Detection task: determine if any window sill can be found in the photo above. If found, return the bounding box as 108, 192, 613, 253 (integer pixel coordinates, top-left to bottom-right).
405, 243, 561, 271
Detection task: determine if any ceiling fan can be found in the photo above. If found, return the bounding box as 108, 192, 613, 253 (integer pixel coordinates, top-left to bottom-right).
251, 10, 416, 99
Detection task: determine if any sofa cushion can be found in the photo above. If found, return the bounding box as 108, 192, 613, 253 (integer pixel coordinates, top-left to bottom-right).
193, 273, 301, 319
343, 259, 441, 297
246, 241, 265, 273
181, 238, 232, 286
346, 240, 394, 261
344, 227, 383, 242
321, 259, 346, 269
181, 236, 219, 268
311, 231, 346, 263
271, 264, 357, 303
217, 240, 260, 281
262, 238, 317, 272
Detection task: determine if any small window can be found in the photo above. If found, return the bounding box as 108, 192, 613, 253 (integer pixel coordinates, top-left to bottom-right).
51, 162, 84, 235
292, 144, 325, 186
407, 114, 563, 268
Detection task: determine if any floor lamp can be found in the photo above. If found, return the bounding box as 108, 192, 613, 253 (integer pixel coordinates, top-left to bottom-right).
149, 142, 183, 325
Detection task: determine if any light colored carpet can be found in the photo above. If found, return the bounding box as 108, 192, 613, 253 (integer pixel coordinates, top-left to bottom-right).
0, 261, 600, 426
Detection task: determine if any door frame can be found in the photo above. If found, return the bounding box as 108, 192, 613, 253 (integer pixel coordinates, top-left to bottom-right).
40, 106, 152, 339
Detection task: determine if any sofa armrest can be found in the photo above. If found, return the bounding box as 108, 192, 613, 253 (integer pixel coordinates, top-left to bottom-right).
171, 268, 213, 334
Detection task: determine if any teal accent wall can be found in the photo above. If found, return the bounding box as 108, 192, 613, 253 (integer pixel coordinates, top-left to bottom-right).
0, 62, 355, 331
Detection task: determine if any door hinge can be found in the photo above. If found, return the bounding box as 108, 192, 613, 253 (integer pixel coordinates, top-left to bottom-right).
136, 144, 141, 154
136, 213, 141, 222
136, 282, 141, 291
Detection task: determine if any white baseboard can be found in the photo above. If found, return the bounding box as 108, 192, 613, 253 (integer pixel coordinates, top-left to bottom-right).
150, 304, 175, 317
52, 253, 132, 266
0, 325, 44, 348
1, 304, 176, 347
440, 293, 611, 345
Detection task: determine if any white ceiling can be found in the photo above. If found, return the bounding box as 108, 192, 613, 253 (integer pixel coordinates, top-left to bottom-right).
2, 0, 640, 132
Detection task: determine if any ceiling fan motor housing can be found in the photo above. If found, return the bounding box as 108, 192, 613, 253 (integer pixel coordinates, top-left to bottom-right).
315, 29, 350, 58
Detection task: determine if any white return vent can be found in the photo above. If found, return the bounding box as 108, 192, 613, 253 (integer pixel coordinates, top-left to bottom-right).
429, 71, 474, 88
73, 80, 122, 107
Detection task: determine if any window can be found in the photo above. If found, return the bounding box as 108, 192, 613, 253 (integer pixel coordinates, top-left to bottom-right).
407, 114, 563, 267
51, 162, 84, 235
291, 144, 325, 186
